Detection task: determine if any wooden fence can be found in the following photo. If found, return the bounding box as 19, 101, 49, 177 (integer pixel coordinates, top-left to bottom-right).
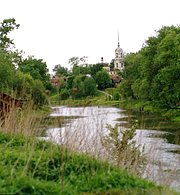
0, 93, 25, 120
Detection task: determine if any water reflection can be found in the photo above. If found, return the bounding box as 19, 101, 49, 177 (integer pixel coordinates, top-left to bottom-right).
47, 106, 180, 191
119, 109, 180, 145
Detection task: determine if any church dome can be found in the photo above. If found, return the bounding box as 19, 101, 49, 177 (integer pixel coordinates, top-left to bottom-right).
115, 47, 123, 53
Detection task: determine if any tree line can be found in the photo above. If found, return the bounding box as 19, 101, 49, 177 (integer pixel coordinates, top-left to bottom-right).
0, 18, 113, 105
118, 25, 180, 109
1, 18, 179, 108
52, 57, 113, 100
0, 18, 52, 106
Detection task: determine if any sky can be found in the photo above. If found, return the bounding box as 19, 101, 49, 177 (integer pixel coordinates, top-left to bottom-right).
1, 0, 179, 73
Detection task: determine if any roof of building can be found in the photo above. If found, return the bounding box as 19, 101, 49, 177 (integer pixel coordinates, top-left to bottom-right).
111, 75, 121, 83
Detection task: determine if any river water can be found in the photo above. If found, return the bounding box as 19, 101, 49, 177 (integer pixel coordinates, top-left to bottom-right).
46, 106, 180, 191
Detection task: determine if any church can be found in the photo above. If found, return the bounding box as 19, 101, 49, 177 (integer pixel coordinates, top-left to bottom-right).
102, 33, 124, 73
114, 33, 124, 71
101, 33, 124, 86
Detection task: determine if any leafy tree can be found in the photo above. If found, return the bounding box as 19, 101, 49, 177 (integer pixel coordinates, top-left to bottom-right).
131, 79, 141, 99
72, 75, 85, 99
122, 52, 141, 80
119, 25, 180, 108
68, 56, 88, 67
83, 77, 97, 96
0, 18, 20, 50
151, 65, 180, 108
68, 57, 80, 67
69, 56, 88, 76
89, 63, 103, 78
32, 79, 46, 106
0, 50, 15, 92
69, 74, 97, 99
155, 29, 180, 67
118, 80, 133, 98
110, 59, 115, 69
13, 71, 34, 99
72, 65, 80, 76
18, 56, 50, 88
53, 64, 68, 76
79, 65, 91, 75
66, 75, 75, 89
95, 70, 112, 90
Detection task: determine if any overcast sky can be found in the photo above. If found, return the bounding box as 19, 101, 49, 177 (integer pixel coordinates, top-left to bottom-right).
1, 0, 179, 72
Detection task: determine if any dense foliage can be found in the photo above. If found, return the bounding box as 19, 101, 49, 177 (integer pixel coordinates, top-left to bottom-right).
119, 26, 180, 109
0, 18, 20, 50
95, 69, 112, 90
0, 132, 171, 194
52, 57, 107, 100
0, 18, 49, 106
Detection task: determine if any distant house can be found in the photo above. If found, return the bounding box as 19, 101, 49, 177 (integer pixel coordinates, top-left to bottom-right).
111, 75, 121, 87
51, 75, 60, 86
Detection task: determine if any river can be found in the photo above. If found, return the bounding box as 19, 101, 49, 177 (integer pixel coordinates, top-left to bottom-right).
46, 106, 180, 191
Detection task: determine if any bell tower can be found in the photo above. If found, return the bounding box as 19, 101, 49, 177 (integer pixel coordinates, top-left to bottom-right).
114, 32, 124, 71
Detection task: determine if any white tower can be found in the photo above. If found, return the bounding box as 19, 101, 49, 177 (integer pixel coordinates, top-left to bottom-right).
114, 32, 124, 71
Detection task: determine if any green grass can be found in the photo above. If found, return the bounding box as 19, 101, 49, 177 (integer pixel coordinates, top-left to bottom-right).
50, 90, 180, 122
0, 132, 177, 194
50, 90, 121, 107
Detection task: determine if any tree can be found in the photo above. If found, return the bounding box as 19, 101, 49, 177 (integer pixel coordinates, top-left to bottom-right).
69, 56, 88, 76
53, 64, 68, 76
72, 65, 80, 76
118, 80, 134, 98
84, 77, 97, 96
118, 25, 180, 109
151, 65, 180, 108
110, 59, 115, 69
0, 50, 15, 92
79, 65, 91, 75
68, 56, 88, 67
13, 71, 34, 99
32, 79, 46, 106
68, 57, 80, 67
0, 18, 20, 50
18, 56, 50, 88
66, 75, 75, 89
72, 75, 85, 99
89, 63, 103, 78
95, 70, 112, 90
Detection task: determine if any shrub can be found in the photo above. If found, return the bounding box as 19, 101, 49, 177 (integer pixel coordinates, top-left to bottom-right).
101, 122, 146, 175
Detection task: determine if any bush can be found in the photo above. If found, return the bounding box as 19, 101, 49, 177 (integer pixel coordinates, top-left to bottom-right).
83, 77, 97, 96
101, 122, 146, 175
59, 88, 70, 100
113, 90, 121, 100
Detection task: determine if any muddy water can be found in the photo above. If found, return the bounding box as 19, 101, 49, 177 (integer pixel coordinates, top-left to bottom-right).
47, 106, 180, 191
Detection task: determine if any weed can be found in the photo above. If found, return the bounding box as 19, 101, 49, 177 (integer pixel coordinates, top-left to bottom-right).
101, 122, 146, 175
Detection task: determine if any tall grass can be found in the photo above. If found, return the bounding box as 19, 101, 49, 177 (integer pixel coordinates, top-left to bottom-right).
0, 102, 43, 136
0, 104, 178, 194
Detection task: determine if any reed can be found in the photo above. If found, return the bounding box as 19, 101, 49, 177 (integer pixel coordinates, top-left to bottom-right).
0, 105, 178, 194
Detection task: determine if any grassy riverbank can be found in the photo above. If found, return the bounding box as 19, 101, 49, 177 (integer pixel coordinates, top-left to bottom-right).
50, 89, 180, 122
0, 131, 177, 195
50, 91, 120, 107
0, 102, 179, 194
